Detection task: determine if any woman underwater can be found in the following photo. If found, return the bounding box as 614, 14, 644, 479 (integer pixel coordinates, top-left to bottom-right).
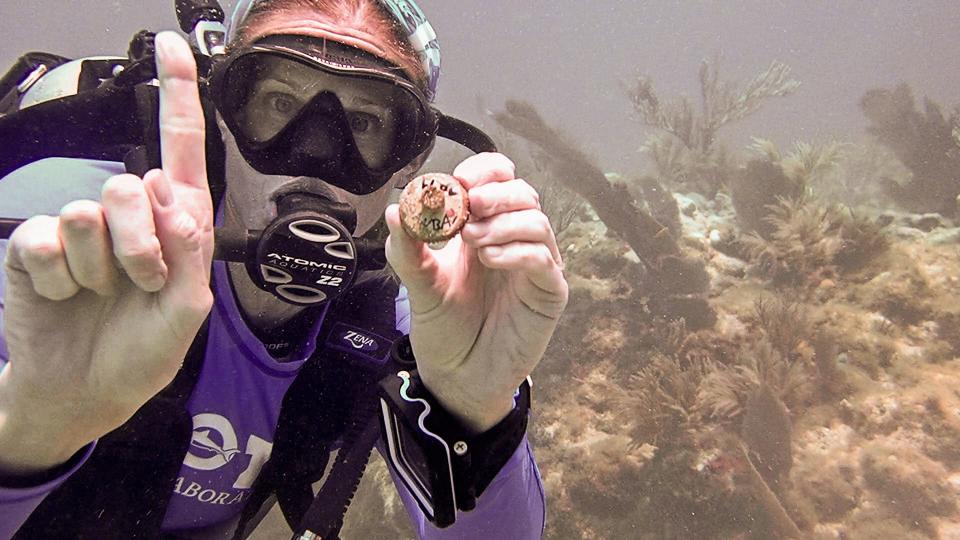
0, 0, 568, 537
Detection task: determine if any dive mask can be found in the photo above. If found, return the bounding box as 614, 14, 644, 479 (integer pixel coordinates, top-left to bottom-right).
209, 34, 437, 195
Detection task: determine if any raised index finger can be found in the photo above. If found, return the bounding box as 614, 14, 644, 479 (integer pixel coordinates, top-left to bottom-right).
155, 32, 206, 189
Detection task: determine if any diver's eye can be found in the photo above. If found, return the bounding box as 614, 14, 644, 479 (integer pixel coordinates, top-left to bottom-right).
348, 112, 381, 135
266, 92, 299, 115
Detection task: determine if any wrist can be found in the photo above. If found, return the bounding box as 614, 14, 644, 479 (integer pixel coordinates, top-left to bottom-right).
417, 367, 516, 434
0, 367, 92, 474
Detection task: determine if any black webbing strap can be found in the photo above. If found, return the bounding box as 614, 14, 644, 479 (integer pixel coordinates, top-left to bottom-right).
230, 353, 391, 540
293, 396, 382, 539
231, 278, 401, 540
228, 347, 346, 540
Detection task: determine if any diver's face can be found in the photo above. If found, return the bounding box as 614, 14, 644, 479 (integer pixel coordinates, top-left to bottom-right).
223, 10, 411, 235
238, 56, 398, 169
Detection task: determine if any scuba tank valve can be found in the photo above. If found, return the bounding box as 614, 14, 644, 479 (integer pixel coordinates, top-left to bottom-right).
175, 0, 227, 57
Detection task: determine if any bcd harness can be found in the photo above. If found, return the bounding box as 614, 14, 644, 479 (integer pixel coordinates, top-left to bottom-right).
12, 277, 407, 540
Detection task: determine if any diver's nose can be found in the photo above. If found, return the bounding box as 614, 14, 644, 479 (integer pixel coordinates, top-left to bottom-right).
292, 125, 338, 160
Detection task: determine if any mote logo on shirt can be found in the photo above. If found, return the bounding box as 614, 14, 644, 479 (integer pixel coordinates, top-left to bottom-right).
173, 413, 274, 506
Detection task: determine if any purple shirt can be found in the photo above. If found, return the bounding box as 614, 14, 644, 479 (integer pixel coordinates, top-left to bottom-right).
0, 158, 545, 539
161, 259, 328, 531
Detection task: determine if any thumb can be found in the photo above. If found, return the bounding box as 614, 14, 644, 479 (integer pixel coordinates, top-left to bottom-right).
384, 204, 443, 307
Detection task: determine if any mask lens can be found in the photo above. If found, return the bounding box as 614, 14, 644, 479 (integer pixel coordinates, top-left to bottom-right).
221, 53, 426, 170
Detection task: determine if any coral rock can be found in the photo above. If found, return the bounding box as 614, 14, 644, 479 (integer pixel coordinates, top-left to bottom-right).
860, 441, 956, 533
398, 173, 469, 244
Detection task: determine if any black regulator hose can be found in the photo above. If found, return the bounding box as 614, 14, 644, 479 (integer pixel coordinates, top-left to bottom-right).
0, 219, 386, 270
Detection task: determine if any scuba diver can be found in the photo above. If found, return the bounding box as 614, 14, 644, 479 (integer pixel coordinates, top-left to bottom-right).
0, 0, 568, 538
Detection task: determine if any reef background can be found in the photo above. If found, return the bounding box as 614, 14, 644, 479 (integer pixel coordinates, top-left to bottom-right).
262, 61, 960, 539
325, 64, 960, 539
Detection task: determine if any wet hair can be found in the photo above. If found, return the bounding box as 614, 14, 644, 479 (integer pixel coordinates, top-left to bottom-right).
232, 0, 426, 90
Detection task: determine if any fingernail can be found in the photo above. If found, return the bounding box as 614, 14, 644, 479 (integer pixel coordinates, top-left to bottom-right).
152, 173, 174, 207
147, 271, 167, 292
154, 33, 169, 66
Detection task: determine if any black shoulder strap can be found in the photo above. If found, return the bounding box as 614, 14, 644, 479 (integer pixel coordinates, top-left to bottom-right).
13, 319, 212, 540
0, 82, 227, 207
0, 85, 143, 179
232, 278, 402, 540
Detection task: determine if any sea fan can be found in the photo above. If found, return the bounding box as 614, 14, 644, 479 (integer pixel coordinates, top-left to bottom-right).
779, 140, 845, 188
697, 339, 810, 422
835, 210, 890, 270
697, 362, 757, 421
620, 354, 710, 442
861, 83, 960, 215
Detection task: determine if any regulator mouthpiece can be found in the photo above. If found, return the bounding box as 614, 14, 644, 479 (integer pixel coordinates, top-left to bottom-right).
244, 193, 360, 305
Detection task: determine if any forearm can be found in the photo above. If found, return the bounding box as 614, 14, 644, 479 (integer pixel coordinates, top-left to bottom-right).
0, 307, 96, 537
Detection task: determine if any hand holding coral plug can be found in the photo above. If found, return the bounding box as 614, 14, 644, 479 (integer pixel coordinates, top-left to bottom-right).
385, 152, 568, 432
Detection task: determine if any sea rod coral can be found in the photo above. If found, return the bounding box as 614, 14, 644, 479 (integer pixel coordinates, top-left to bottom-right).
493, 100, 716, 329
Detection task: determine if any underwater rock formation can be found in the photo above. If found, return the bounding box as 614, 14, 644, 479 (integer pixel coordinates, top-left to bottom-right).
861, 83, 960, 216
860, 441, 957, 535
528, 220, 960, 538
